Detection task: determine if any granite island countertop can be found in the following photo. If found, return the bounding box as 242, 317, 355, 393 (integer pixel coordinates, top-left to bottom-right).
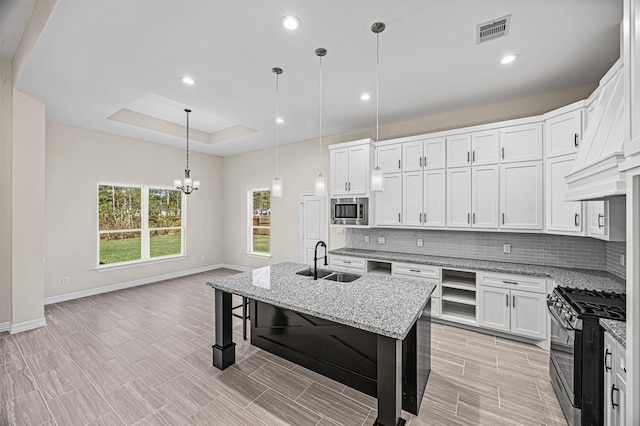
329, 248, 626, 294
206, 261, 435, 340
601, 319, 626, 348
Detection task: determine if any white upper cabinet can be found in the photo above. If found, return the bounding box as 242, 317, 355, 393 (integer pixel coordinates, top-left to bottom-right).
402, 138, 446, 172
402, 141, 424, 172
472, 165, 499, 228
347, 145, 368, 195
375, 173, 402, 226
500, 123, 543, 163
447, 134, 472, 168
330, 148, 349, 196
546, 155, 584, 235
471, 130, 500, 166
447, 168, 472, 227
545, 109, 583, 158
377, 144, 402, 173
424, 138, 446, 170
329, 140, 373, 197
424, 170, 446, 227
500, 161, 543, 230
587, 198, 626, 241
403, 171, 424, 227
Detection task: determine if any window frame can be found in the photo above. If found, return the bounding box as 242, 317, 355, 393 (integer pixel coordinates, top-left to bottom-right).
247, 188, 272, 258
96, 183, 187, 270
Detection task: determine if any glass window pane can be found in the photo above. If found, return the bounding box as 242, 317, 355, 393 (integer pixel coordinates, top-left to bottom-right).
99, 232, 141, 264
252, 190, 271, 220
252, 228, 270, 253
150, 229, 182, 258
98, 185, 142, 230
149, 189, 182, 228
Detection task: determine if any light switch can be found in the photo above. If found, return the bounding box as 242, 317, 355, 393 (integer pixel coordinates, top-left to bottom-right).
364, 235, 370, 243
378, 236, 386, 244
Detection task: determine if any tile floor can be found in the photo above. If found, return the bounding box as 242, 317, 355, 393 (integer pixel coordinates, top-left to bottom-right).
0, 269, 568, 425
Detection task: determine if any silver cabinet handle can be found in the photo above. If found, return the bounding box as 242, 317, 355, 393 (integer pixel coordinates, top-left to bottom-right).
419, 213, 422, 223
506, 294, 509, 307
398, 159, 401, 169
612, 384, 619, 409
605, 349, 612, 372
410, 269, 421, 273
574, 133, 579, 147
344, 182, 347, 191
598, 214, 604, 229
423, 156, 427, 167
472, 151, 476, 163
398, 213, 401, 223
501, 147, 505, 159
502, 213, 505, 225
423, 213, 426, 223
419, 157, 422, 167
512, 295, 515, 308
472, 213, 476, 224
503, 280, 519, 285
467, 151, 470, 163
348, 182, 351, 191
574, 213, 579, 227
343, 261, 351, 264
467, 213, 470, 224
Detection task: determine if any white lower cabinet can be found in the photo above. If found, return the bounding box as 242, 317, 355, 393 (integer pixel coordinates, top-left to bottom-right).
478, 286, 510, 332
328, 255, 366, 274
604, 331, 626, 426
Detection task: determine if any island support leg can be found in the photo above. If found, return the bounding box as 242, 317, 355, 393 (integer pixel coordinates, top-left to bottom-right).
374, 335, 405, 426
212, 289, 235, 369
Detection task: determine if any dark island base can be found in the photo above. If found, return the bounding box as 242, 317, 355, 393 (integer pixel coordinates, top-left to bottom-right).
250, 299, 431, 416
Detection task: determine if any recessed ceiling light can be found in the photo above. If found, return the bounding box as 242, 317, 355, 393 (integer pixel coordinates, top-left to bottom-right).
281, 15, 301, 30
276, 117, 284, 124
360, 93, 371, 101
499, 54, 518, 65
180, 76, 195, 85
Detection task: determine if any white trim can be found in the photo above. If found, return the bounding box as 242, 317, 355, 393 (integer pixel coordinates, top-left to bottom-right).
0, 322, 10, 333
246, 252, 272, 259
221, 263, 251, 272
45, 263, 229, 305
10, 318, 47, 334
95, 254, 186, 272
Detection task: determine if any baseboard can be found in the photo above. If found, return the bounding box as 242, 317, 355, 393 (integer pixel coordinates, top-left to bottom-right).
10, 317, 47, 334
0, 322, 10, 333
221, 263, 251, 272
44, 263, 233, 305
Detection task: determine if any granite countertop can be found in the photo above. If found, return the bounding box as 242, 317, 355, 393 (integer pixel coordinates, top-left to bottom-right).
329, 248, 626, 294
601, 319, 626, 348
206, 261, 435, 340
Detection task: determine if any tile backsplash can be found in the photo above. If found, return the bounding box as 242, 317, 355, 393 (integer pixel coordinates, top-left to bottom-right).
345, 228, 625, 274
606, 241, 626, 279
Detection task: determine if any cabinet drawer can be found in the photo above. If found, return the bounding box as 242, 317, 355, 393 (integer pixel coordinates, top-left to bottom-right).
392, 262, 440, 280
477, 271, 546, 293
330, 255, 366, 269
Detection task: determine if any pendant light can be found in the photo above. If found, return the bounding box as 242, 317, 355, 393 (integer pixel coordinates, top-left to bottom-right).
314, 47, 327, 196
370, 22, 386, 193
271, 67, 284, 198
174, 108, 200, 194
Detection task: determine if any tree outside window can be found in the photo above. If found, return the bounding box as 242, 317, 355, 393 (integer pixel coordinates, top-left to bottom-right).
249, 190, 270, 254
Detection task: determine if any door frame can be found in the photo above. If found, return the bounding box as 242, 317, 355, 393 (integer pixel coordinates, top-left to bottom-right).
299, 193, 328, 264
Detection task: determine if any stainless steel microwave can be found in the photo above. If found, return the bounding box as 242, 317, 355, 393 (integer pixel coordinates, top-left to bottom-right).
331, 198, 368, 226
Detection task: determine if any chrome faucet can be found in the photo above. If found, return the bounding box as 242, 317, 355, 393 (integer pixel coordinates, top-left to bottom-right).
313, 241, 328, 280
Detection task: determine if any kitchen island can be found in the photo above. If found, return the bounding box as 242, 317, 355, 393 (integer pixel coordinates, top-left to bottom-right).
206, 262, 435, 426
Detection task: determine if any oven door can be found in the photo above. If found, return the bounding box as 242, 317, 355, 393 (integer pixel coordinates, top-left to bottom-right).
548, 305, 580, 408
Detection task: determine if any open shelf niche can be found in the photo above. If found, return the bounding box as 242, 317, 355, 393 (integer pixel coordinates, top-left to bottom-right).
440, 269, 477, 324
366, 260, 392, 275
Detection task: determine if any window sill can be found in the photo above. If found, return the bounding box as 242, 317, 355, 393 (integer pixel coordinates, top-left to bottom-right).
95, 255, 187, 272
246, 252, 272, 259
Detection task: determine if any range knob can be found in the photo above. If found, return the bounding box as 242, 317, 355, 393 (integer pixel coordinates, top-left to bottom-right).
564, 312, 573, 322
554, 301, 563, 308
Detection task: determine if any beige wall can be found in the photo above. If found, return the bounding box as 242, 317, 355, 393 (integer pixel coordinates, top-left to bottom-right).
44, 122, 224, 298
12, 89, 46, 325
0, 60, 12, 324
221, 83, 597, 268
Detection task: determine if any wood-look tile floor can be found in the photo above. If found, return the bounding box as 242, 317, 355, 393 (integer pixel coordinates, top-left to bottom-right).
0, 269, 568, 426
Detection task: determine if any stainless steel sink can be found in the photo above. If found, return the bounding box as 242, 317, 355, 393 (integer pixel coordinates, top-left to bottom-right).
323, 272, 361, 283
295, 268, 333, 279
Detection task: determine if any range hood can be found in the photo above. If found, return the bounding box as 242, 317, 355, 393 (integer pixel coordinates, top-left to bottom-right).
565, 59, 626, 201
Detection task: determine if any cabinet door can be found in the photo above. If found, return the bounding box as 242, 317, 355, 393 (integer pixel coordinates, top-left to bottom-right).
545, 109, 582, 158
447, 168, 471, 228
424, 169, 446, 227
375, 173, 402, 226
500, 123, 543, 163
377, 145, 402, 173
546, 155, 583, 234
471, 130, 500, 166
403, 140, 424, 172
500, 161, 543, 230
472, 165, 499, 228
603, 333, 616, 426
478, 286, 510, 332
510, 290, 546, 339
330, 148, 349, 196
424, 138, 446, 170
588, 201, 607, 237
348, 146, 368, 195
615, 373, 626, 426
447, 134, 471, 168
403, 171, 423, 226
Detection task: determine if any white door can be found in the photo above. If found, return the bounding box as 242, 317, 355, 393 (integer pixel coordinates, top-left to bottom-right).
424, 137, 446, 170
347, 146, 368, 195
330, 148, 349, 196
472, 165, 499, 228
377, 145, 402, 173
471, 130, 500, 166
375, 173, 402, 226
478, 286, 510, 332
500, 123, 543, 163
300, 194, 327, 266
447, 168, 471, 228
447, 134, 471, 168
403, 171, 423, 226
546, 155, 583, 234
500, 161, 543, 230
510, 289, 546, 339
424, 169, 446, 227
402, 140, 424, 172
545, 109, 582, 158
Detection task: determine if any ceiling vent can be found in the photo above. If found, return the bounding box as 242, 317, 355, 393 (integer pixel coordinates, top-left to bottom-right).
477, 15, 510, 44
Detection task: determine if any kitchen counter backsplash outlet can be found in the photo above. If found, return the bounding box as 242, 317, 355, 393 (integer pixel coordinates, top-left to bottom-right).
378, 236, 386, 244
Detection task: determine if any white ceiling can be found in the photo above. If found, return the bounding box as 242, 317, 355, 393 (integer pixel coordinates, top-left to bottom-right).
14, 0, 622, 157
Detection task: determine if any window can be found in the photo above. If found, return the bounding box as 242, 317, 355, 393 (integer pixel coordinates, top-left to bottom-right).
98, 184, 184, 266
248, 189, 270, 255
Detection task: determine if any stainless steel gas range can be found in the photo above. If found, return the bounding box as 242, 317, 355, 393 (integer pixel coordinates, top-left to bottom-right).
547, 287, 625, 426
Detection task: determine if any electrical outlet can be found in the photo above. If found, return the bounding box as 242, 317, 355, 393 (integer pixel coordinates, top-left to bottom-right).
364, 235, 370, 243
61, 276, 70, 285
620, 254, 625, 267
417, 239, 423, 247
377, 236, 386, 244
503, 244, 511, 254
